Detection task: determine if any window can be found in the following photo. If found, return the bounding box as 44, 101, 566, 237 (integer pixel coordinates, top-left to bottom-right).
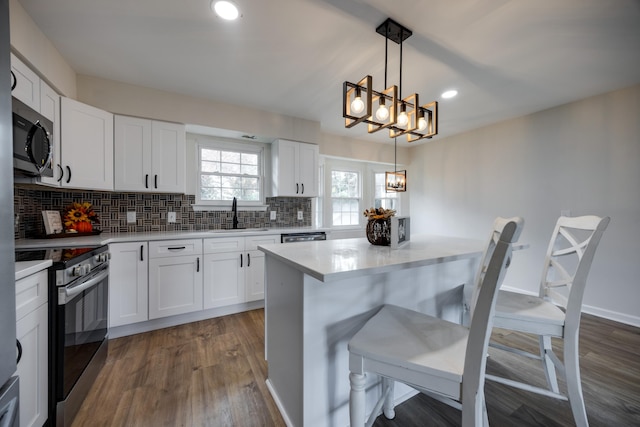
331, 170, 361, 226
318, 157, 402, 229
374, 172, 398, 211
197, 142, 263, 205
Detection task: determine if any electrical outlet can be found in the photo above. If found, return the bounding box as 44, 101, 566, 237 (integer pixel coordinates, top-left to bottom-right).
127, 212, 136, 224
270, 211, 277, 220
168, 212, 176, 223
297, 210, 304, 221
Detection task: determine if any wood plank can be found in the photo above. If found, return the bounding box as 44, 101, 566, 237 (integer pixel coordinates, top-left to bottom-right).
72, 311, 639, 427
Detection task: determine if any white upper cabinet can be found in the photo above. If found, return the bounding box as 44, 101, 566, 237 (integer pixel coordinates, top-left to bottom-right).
60, 97, 114, 191
271, 139, 319, 197
114, 115, 186, 193
10, 53, 40, 111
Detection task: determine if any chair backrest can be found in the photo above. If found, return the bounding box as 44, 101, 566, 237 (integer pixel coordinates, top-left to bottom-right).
462, 218, 524, 414
539, 215, 610, 329
469, 216, 523, 318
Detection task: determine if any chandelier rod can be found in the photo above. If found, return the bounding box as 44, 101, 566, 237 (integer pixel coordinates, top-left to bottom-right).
384, 24, 388, 88
399, 26, 403, 99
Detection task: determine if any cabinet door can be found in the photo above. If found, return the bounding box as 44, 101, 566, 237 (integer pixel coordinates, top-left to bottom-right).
114, 116, 152, 192
245, 250, 266, 302
203, 252, 245, 309
16, 303, 48, 427
60, 97, 114, 190
151, 121, 185, 193
244, 235, 277, 302
272, 139, 298, 197
109, 242, 149, 327
149, 255, 203, 319
39, 81, 62, 186
10, 53, 40, 111
297, 142, 319, 197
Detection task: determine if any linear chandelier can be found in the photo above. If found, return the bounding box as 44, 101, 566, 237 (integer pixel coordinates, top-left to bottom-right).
342, 18, 438, 143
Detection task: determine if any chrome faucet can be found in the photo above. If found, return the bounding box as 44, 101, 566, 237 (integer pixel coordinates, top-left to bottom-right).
232, 197, 239, 229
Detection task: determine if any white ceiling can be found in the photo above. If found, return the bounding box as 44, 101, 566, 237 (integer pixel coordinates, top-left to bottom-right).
17, 0, 640, 145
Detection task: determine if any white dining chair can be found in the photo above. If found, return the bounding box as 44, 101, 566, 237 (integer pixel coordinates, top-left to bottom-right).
348, 217, 524, 427
468, 216, 524, 320
487, 215, 610, 427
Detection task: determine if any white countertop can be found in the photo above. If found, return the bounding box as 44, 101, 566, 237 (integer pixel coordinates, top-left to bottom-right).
258, 234, 486, 283
14, 227, 327, 250
15, 260, 52, 281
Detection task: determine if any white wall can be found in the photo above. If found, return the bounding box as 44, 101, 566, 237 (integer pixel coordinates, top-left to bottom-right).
9, 0, 76, 97
410, 84, 640, 326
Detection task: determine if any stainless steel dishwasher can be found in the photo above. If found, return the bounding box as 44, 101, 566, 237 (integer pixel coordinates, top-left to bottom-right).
280, 231, 327, 243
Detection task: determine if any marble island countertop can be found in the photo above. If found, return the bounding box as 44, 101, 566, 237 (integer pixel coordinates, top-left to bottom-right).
258, 234, 487, 283
15, 227, 327, 250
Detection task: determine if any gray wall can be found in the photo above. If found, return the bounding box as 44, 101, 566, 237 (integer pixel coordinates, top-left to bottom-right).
410, 84, 640, 326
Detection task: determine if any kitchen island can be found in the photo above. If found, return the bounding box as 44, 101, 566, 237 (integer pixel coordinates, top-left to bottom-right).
259, 235, 486, 427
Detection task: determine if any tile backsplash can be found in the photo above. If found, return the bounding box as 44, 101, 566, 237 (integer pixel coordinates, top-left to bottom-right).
14, 186, 312, 239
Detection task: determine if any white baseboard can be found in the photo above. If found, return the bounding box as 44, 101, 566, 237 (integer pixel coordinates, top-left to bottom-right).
500, 286, 640, 328
583, 304, 640, 328
266, 379, 295, 427
109, 300, 264, 338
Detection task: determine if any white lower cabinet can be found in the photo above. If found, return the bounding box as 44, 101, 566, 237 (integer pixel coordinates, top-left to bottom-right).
15, 270, 48, 427
203, 251, 244, 308
148, 239, 203, 319
108, 242, 149, 327
203, 235, 277, 309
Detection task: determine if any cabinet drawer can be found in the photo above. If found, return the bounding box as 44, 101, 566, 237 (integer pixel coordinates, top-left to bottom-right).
16, 270, 48, 321
149, 239, 202, 258
245, 236, 278, 251
204, 237, 245, 254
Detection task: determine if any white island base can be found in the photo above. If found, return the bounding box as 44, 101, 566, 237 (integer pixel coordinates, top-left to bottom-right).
260, 235, 485, 427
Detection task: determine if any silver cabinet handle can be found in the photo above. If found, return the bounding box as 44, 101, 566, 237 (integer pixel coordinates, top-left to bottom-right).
59, 269, 109, 304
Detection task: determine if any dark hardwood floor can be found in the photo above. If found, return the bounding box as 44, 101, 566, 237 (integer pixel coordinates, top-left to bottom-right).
72, 310, 640, 427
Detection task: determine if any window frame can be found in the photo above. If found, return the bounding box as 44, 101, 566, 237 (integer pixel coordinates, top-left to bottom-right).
318, 157, 403, 229
195, 139, 266, 209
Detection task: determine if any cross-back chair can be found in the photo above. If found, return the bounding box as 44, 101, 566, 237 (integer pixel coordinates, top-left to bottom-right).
347, 217, 524, 427
487, 215, 610, 427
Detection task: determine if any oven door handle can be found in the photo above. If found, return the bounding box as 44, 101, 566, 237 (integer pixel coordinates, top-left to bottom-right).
59, 269, 109, 305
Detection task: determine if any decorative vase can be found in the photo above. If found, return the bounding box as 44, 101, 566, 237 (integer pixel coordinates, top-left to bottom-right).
366, 218, 391, 246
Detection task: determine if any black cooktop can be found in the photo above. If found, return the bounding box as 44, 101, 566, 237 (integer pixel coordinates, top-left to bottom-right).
15, 245, 107, 267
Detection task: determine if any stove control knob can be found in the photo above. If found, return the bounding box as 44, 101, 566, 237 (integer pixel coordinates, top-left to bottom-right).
83, 264, 91, 275
72, 266, 84, 277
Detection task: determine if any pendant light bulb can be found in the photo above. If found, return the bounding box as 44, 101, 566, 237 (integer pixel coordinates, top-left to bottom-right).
397, 111, 408, 126
418, 116, 427, 131
351, 88, 365, 114
376, 99, 389, 121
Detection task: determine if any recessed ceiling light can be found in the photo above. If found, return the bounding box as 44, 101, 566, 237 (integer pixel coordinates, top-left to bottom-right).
441, 90, 458, 99
211, 1, 240, 20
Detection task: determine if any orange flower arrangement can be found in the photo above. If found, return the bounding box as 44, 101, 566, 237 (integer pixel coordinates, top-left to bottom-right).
63, 202, 99, 233
363, 207, 396, 220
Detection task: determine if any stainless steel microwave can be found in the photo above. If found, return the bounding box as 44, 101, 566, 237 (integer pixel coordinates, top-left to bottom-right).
12, 96, 53, 177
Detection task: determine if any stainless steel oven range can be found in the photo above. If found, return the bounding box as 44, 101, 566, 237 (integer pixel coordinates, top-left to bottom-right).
16, 245, 110, 427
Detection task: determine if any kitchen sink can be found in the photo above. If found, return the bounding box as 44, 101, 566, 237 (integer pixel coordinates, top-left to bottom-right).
208, 228, 270, 233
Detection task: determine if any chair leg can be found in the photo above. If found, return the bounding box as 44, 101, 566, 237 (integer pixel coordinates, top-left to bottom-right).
540, 335, 560, 394
461, 390, 484, 427
350, 372, 366, 426
381, 377, 396, 419
565, 336, 589, 427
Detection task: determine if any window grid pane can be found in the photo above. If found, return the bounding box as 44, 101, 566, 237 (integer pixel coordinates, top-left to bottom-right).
199, 147, 261, 202
374, 172, 397, 211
